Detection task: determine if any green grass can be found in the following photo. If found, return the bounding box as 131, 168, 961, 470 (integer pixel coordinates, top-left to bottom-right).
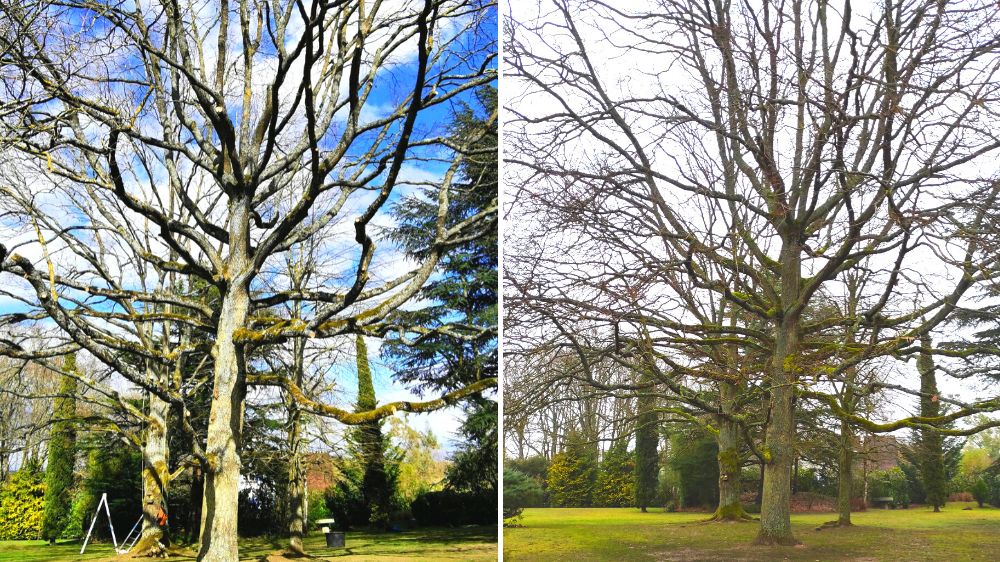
0, 525, 497, 561
504, 503, 1000, 561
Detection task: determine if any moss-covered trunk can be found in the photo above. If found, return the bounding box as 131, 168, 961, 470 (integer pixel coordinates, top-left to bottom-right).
754, 238, 801, 545
712, 382, 748, 521
139, 385, 171, 550
836, 419, 853, 526
198, 196, 252, 561
287, 335, 306, 554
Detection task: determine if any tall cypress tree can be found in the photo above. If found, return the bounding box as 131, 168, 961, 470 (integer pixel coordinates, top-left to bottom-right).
634, 388, 659, 512
917, 335, 946, 512
41, 354, 78, 544
353, 335, 393, 527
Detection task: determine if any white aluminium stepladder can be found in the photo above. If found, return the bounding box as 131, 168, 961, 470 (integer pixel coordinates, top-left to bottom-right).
79, 492, 125, 555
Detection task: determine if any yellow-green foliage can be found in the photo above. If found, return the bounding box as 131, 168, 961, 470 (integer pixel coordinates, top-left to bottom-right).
0, 465, 46, 540
593, 441, 635, 507
546, 432, 598, 507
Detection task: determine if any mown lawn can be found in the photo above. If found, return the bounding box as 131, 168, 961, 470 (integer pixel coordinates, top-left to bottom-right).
0, 525, 497, 561
503, 503, 1000, 561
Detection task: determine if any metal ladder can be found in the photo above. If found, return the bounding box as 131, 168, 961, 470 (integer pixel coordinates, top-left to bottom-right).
118, 516, 144, 554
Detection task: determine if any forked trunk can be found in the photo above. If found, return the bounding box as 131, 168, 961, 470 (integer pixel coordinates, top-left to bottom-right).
197, 283, 250, 562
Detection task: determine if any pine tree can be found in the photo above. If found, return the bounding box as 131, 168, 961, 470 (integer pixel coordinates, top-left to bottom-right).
594, 439, 635, 507
41, 354, 78, 544
634, 389, 659, 512
353, 335, 395, 527
383, 86, 498, 493
546, 430, 598, 507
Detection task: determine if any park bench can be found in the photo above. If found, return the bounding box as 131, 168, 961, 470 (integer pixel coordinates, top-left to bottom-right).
871, 496, 894, 509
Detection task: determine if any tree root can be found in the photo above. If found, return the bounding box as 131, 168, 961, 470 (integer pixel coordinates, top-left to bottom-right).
752, 531, 801, 546
815, 520, 853, 531
705, 504, 756, 522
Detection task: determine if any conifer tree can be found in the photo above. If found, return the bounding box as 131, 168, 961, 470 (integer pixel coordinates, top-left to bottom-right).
634, 390, 659, 512
384, 86, 498, 493
546, 430, 598, 507
917, 337, 947, 512
594, 439, 635, 507
41, 354, 77, 544
353, 335, 394, 527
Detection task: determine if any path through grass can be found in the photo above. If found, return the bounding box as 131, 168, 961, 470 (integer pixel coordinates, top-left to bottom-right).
504, 503, 1000, 561
0, 525, 497, 561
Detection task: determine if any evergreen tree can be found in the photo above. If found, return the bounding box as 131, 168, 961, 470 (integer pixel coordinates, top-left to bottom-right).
353, 335, 395, 527
41, 354, 78, 544
594, 439, 635, 507
546, 430, 598, 507
917, 338, 947, 511
668, 427, 720, 509
383, 86, 498, 493
634, 389, 659, 512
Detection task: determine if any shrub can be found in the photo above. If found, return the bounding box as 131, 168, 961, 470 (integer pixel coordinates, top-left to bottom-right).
307, 489, 331, 530
867, 467, 910, 508
411, 489, 496, 526
0, 464, 45, 540
504, 469, 544, 510
971, 477, 989, 508
546, 431, 598, 507
593, 441, 635, 507
506, 456, 549, 484
668, 430, 718, 508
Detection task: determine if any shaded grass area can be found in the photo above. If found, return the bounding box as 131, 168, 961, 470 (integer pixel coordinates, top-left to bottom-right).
504, 503, 1000, 561
0, 525, 497, 561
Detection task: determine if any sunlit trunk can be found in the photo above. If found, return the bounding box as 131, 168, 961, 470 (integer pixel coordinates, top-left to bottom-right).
136, 385, 171, 553
287, 335, 306, 554
198, 196, 252, 562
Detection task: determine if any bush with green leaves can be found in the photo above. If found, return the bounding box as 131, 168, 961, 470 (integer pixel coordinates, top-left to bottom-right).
970, 476, 989, 507
411, 489, 496, 526
867, 467, 910, 508
546, 431, 598, 507
667, 429, 719, 508
0, 462, 45, 540
504, 468, 545, 516
594, 441, 635, 507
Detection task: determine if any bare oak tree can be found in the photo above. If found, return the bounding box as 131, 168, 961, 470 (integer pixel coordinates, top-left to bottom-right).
506, 0, 1000, 545
0, 0, 496, 559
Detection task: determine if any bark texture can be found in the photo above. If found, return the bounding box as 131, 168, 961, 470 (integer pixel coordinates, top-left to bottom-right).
754, 240, 801, 545
711, 382, 750, 521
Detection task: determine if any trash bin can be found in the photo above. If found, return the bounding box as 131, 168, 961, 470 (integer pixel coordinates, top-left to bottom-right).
316, 518, 345, 548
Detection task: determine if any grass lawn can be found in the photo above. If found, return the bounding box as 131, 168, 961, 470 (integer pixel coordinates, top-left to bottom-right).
0, 525, 497, 561
503, 503, 1000, 561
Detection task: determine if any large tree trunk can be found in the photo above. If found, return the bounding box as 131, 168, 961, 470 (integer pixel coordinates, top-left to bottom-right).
286, 335, 306, 555
286, 423, 306, 554
197, 282, 250, 561
136, 383, 171, 555
836, 419, 854, 526
754, 239, 801, 545
189, 465, 203, 544
711, 382, 749, 521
